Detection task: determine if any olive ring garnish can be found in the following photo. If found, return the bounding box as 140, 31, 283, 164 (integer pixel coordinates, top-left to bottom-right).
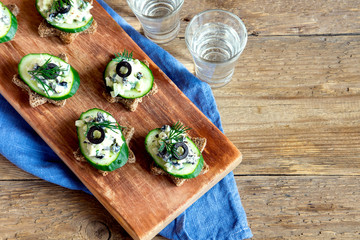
87, 126, 105, 144
172, 142, 189, 160
116, 61, 132, 78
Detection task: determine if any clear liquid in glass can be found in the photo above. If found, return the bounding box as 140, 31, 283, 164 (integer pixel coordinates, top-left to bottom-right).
191, 22, 242, 87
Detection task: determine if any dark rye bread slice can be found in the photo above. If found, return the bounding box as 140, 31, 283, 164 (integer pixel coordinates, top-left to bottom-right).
7, 4, 19, 16
73, 126, 136, 176
150, 137, 209, 187
12, 53, 68, 108
38, 0, 97, 44
102, 60, 158, 112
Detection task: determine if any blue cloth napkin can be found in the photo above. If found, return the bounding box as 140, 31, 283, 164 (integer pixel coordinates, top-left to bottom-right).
0, 1, 252, 239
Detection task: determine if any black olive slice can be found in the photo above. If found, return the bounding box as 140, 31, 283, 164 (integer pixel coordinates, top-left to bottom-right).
57, 0, 71, 14
172, 142, 189, 160
44, 63, 60, 79
116, 61, 132, 78
87, 126, 105, 144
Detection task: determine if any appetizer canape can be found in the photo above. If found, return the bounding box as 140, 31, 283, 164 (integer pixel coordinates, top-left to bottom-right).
36, 0, 97, 44
0, 2, 18, 43
13, 53, 80, 107
74, 108, 135, 175
103, 50, 158, 112
145, 122, 208, 186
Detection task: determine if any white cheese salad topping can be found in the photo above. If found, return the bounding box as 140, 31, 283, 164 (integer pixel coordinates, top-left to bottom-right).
38, 0, 92, 24
27, 57, 71, 96
0, 4, 10, 29
105, 59, 146, 97
75, 112, 124, 160
150, 125, 200, 171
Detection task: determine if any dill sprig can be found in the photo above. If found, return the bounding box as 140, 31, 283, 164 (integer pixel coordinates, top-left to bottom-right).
158, 122, 191, 155
113, 49, 133, 62
28, 58, 66, 79
28, 58, 67, 97
30, 74, 53, 97
85, 121, 124, 136
51, 0, 73, 13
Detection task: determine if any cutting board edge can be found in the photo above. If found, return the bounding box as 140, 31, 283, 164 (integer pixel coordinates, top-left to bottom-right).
0, 85, 244, 240
0, 1, 246, 239
137, 152, 243, 240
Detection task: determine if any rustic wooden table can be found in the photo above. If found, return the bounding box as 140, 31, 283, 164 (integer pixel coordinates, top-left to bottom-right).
1, 0, 360, 239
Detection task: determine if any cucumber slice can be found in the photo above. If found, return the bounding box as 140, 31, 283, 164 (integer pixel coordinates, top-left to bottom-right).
104, 59, 154, 99
47, 16, 93, 33
36, 0, 93, 33
145, 129, 204, 179
18, 53, 80, 100
0, 2, 18, 43
76, 108, 129, 171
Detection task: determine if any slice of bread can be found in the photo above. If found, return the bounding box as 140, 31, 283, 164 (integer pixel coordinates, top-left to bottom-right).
102, 82, 158, 112
38, 0, 97, 44
73, 126, 136, 176
150, 137, 208, 187
103, 60, 158, 112
121, 126, 136, 164
12, 53, 69, 108
38, 19, 97, 44
7, 4, 19, 16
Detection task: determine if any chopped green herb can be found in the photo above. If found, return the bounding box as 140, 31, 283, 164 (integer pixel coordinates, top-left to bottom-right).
28, 58, 68, 97
84, 120, 124, 137
80, 1, 89, 10
51, 0, 73, 13
113, 49, 133, 62
159, 122, 191, 158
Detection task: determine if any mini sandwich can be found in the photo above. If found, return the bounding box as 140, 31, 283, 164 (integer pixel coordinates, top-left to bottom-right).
102, 50, 158, 112
145, 122, 208, 186
74, 108, 135, 176
13, 53, 80, 107
36, 0, 97, 44
0, 2, 19, 43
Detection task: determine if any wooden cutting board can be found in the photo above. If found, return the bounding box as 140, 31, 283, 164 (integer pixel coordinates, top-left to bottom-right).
0, 1, 242, 239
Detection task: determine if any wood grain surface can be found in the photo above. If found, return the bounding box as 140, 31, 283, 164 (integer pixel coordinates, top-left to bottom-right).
0, 1, 241, 240
1, 0, 360, 239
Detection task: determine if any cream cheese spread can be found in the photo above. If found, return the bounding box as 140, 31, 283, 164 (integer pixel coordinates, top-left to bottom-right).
38, 0, 92, 25
75, 112, 124, 160
27, 57, 71, 96
105, 59, 146, 97
0, 5, 10, 30
149, 125, 200, 171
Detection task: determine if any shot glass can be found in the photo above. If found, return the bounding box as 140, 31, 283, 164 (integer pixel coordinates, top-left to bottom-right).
127, 0, 184, 44
185, 9, 248, 88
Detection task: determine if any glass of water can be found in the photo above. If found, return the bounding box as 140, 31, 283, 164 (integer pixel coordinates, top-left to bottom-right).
185, 9, 247, 88
127, 0, 184, 44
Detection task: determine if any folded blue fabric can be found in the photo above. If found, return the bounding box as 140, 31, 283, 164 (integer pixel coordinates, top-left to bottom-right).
0, 1, 252, 239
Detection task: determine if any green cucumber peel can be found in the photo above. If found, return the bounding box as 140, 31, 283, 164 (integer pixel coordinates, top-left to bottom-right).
145, 128, 204, 179
35, 0, 93, 33
18, 53, 80, 100
0, 3, 18, 43
77, 108, 129, 171
103, 58, 154, 99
